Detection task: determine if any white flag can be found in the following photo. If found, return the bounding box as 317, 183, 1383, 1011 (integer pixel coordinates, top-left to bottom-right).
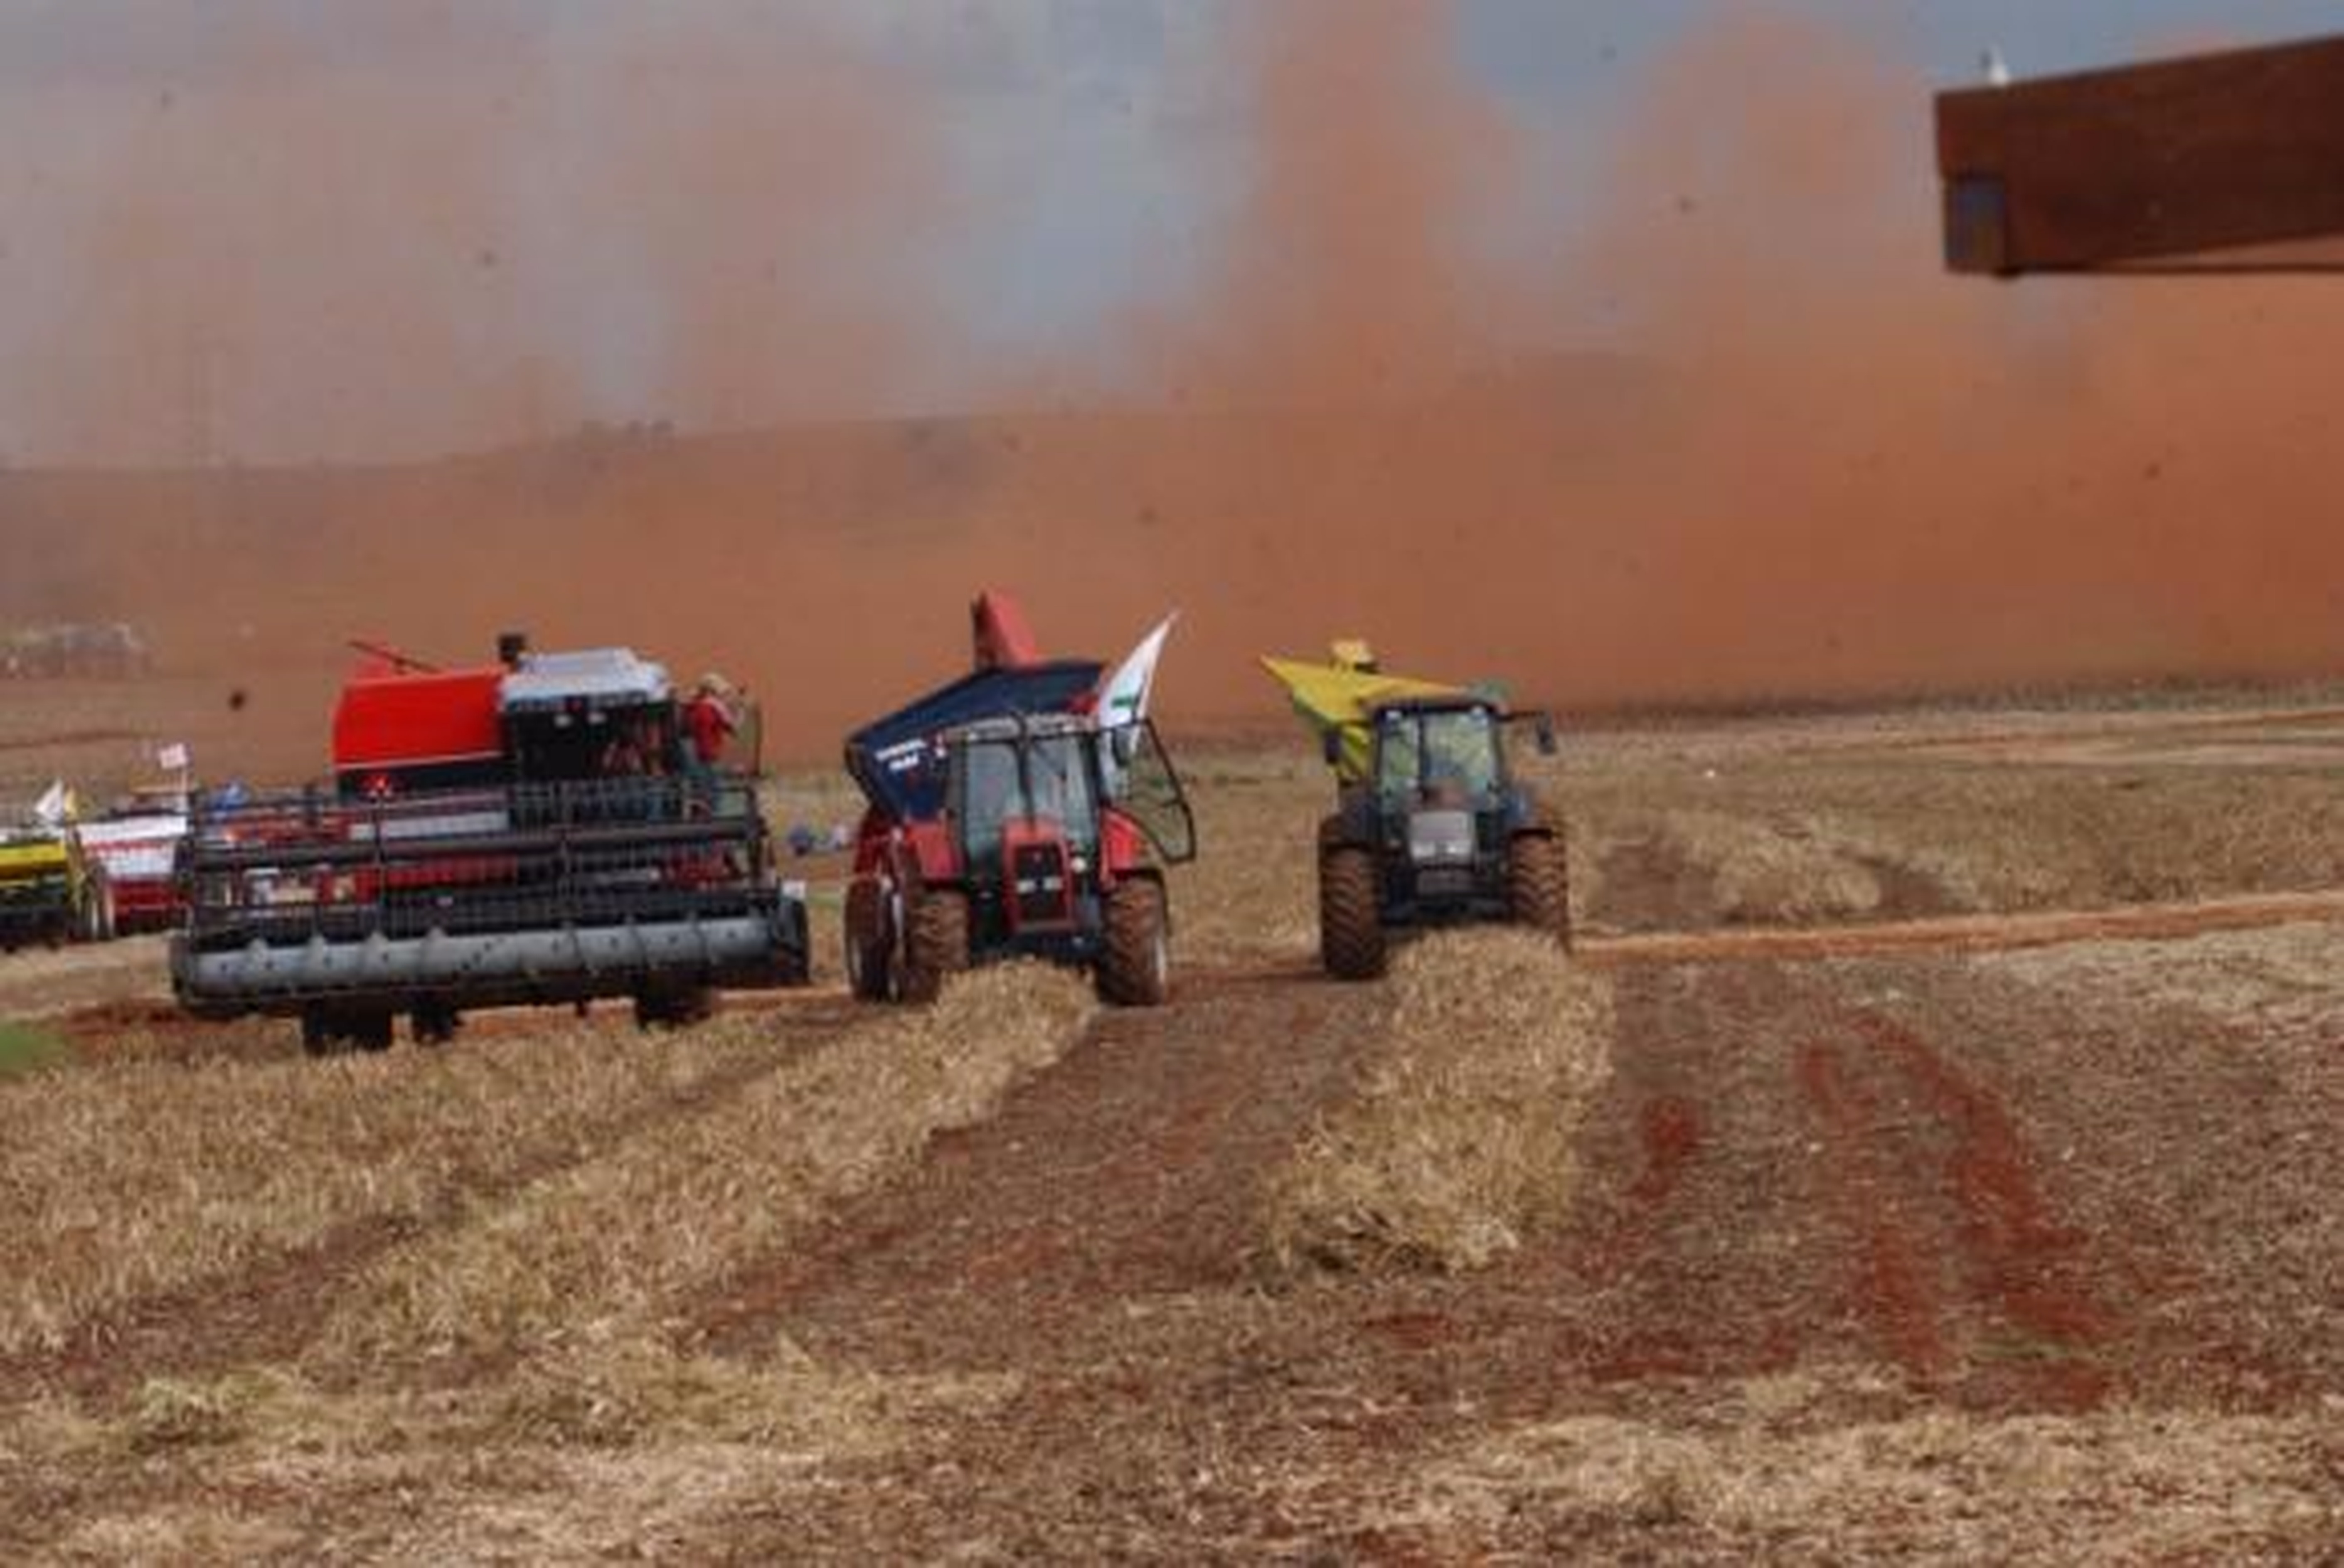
1097, 612, 1179, 728
33, 780, 73, 827
157, 743, 190, 773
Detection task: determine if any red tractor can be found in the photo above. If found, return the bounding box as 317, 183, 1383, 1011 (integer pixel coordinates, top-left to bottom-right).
840, 594, 1195, 1006
171, 637, 810, 1052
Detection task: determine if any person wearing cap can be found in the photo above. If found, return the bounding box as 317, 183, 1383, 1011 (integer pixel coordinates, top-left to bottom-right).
681, 675, 739, 779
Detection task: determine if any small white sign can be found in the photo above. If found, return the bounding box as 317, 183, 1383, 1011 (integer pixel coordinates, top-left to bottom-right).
157, 743, 191, 773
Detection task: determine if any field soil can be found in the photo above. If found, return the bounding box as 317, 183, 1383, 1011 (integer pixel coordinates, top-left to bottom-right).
0, 692, 2337, 1561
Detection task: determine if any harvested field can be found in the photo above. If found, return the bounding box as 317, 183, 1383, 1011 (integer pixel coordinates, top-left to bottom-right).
1, 695, 2340, 1560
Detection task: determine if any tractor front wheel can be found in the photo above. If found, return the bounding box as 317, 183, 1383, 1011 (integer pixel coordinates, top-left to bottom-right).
898, 888, 970, 1004
1098, 877, 1170, 1007
843, 878, 893, 1002
1508, 830, 1572, 952
1319, 844, 1387, 981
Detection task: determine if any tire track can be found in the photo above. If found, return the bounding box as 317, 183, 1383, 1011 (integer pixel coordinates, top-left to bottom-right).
689, 966, 1380, 1365
1589, 887, 2344, 965
1789, 996, 2118, 1407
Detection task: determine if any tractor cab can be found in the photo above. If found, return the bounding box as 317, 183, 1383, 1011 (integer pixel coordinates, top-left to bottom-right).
943, 713, 1194, 939
846, 711, 1193, 1007
1335, 694, 1560, 928
1356, 696, 1552, 809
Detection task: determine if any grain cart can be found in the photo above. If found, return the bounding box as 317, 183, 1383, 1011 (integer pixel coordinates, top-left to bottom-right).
171, 638, 810, 1052
841, 591, 1191, 1004
1264, 642, 1568, 980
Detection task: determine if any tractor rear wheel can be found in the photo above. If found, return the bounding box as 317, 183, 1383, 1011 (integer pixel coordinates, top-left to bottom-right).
898, 888, 970, 1005
843, 878, 893, 1002
1319, 844, 1387, 981
1508, 830, 1572, 952
1097, 877, 1170, 1007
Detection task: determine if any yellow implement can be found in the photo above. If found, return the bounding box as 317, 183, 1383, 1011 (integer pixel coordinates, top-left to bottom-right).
1260, 645, 1464, 784
0, 836, 70, 879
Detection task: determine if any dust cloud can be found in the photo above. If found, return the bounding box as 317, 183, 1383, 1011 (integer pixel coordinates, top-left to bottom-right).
5, 4, 2344, 774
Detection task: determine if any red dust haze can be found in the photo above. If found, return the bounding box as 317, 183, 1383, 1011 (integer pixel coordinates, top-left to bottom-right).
7, 4, 2344, 773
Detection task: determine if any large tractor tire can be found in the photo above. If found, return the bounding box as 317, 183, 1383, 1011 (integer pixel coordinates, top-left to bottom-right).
843, 877, 893, 1002
1097, 876, 1170, 1007
1319, 844, 1388, 981
1508, 830, 1572, 952
897, 887, 970, 1005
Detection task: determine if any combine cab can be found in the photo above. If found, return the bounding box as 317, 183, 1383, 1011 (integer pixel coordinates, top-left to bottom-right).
1266, 644, 1569, 980
171, 640, 810, 1051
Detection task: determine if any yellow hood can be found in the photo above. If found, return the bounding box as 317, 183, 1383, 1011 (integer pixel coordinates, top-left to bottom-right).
1259, 652, 1464, 783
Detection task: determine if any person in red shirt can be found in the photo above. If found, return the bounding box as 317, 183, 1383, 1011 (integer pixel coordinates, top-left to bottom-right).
681, 675, 739, 774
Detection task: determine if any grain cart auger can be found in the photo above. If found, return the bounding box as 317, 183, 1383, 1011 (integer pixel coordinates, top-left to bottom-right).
842, 592, 1192, 1005
170, 638, 810, 1053
1264, 642, 1569, 980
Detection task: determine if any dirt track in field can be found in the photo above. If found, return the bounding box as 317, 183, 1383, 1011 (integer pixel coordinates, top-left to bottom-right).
652, 855, 2337, 1556
1588, 887, 2344, 965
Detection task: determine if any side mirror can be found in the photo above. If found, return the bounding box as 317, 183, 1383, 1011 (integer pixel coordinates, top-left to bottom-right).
1535, 716, 1558, 757
1110, 727, 1139, 766
1321, 729, 1344, 767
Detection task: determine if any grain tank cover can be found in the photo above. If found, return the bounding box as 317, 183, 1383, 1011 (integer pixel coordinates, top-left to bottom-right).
498, 648, 672, 716
845, 659, 1105, 824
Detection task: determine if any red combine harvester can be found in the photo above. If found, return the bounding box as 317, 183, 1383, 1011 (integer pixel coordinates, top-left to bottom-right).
841, 593, 1196, 1006
171, 637, 810, 1052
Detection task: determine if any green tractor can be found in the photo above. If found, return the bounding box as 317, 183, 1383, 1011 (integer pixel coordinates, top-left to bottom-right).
1266, 645, 1569, 980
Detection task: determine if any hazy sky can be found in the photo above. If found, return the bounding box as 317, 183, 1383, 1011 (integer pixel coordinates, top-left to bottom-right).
0, 0, 2337, 464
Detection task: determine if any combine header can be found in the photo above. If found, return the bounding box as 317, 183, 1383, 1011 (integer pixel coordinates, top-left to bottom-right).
841, 593, 1195, 1005
1265, 642, 1568, 979
171, 638, 810, 1051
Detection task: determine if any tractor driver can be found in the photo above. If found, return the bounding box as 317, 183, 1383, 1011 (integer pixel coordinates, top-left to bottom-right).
1419, 711, 1498, 806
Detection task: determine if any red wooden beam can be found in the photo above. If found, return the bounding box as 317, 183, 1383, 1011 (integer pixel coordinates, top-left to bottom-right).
1937, 36, 2344, 274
